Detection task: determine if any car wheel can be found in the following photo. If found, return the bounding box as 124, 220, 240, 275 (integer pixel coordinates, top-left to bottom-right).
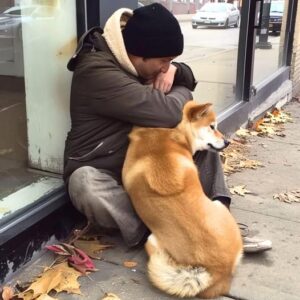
234, 17, 239, 28
224, 19, 229, 29
192, 25, 197, 29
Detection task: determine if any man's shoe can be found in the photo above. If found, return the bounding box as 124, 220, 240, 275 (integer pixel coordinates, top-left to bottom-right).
238, 223, 272, 253
242, 236, 272, 253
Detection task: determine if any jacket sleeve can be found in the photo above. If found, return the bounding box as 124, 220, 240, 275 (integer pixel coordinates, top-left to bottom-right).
72, 54, 194, 128
172, 62, 198, 91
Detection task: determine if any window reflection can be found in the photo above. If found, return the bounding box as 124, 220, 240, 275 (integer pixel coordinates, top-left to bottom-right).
140, 0, 242, 113
253, 0, 288, 85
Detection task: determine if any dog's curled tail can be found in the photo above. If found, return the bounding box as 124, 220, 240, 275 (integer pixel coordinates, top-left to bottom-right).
147, 248, 212, 297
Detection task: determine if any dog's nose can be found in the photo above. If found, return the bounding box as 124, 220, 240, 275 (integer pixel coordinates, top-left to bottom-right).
224, 139, 230, 148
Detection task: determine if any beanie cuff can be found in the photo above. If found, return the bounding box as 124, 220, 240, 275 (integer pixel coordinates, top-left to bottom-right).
124, 34, 183, 58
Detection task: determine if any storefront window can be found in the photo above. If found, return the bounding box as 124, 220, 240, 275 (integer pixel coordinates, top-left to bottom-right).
140, 0, 242, 113
0, 0, 76, 222
253, 0, 289, 85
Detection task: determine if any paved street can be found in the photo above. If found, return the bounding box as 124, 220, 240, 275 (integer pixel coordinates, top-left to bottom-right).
179, 21, 280, 61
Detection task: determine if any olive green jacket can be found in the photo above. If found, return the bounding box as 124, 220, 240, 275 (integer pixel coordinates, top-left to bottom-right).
64, 27, 197, 182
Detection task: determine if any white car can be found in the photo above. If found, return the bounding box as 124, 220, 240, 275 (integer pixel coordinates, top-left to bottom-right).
192, 3, 240, 29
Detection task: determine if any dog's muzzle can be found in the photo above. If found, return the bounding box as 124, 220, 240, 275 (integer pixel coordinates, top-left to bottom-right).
208, 139, 230, 151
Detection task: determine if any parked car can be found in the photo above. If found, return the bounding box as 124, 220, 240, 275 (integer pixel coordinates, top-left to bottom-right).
269, 1, 284, 34
192, 3, 240, 29
0, 5, 56, 39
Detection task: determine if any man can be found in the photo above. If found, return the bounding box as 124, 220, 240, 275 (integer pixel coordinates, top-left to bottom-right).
64, 3, 271, 253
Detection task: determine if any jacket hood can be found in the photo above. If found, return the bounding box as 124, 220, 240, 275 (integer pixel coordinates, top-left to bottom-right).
67, 8, 138, 76
67, 27, 103, 71
103, 8, 137, 76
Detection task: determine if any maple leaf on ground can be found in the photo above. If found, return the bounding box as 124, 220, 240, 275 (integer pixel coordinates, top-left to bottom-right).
68, 247, 98, 274
230, 185, 252, 196
16, 262, 82, 300
73, 239, 113, 260
239, 159, 263, 169
102, 293, 121, 300
273, 190, 300, 204
46, 243, 97, 274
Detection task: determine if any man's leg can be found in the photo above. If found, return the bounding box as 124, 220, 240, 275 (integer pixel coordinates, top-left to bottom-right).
193, 150, 272, 253
68, 166, 148, 247
193, 150, 231, 207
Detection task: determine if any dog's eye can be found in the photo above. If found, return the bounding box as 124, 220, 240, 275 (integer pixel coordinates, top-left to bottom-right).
210, 124, 215, 130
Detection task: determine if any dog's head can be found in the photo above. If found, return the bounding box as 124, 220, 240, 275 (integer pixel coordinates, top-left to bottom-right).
180, 101, 230, 153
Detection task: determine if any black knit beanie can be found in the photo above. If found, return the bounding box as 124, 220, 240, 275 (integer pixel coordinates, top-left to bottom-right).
122, 3, 183, 58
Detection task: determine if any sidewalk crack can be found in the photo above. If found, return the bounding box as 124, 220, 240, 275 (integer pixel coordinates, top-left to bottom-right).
233, 207, 300, 223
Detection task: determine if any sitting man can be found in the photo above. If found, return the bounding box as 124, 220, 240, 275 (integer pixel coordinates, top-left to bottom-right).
64, 3, 272, 253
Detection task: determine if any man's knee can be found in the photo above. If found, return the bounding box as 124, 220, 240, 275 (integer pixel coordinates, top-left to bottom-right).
68, 166, 99, 206
68, 166, 118, 226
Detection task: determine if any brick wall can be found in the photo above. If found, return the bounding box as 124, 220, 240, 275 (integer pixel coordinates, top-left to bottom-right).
291, 0, 300, 96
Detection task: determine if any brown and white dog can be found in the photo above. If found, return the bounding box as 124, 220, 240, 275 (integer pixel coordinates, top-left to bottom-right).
122, 101, 243, 298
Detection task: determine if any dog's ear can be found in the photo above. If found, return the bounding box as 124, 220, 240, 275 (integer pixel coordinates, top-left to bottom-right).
188, 103, 212, 121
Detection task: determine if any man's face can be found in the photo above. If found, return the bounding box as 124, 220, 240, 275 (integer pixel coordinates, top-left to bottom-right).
133, 56, 176, 83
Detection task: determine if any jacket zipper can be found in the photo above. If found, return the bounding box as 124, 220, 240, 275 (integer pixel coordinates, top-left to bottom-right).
68, 141, 104, 161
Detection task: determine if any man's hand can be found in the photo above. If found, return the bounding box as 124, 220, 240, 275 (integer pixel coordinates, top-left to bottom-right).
153, 64, 177, 94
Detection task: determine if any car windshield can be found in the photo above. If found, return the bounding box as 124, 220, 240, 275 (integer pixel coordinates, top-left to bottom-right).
270, 2, 284, 13
200, 3, 227, 13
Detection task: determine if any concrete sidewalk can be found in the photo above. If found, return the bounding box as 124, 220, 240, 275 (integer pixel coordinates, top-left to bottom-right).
7, 100, 300, 299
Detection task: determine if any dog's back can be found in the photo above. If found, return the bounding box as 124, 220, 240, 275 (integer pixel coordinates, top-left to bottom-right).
122, 102, 243, 298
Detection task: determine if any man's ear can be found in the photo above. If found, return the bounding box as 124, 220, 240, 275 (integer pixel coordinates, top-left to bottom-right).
188, 103, 212, 121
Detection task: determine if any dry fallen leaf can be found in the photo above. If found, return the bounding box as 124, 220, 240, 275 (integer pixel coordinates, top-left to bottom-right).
16, 262, 82, 300
239, 159, 263, 169
256, 123, 278, 136
235, 128, 251, 137
252, 109, 292, 137
73, 239, 113, 260
273, 190, 300, 204
102, 293, 121, 300
221, 140, 263, 175
266, 109, 292, 124
123, 261, 137, 268
230, 185, 252, 196
46, 243, 97, 274
2, 286, 14, 300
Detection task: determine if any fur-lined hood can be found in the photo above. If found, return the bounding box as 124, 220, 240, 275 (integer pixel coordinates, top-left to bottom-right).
67, 8, 137, 76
